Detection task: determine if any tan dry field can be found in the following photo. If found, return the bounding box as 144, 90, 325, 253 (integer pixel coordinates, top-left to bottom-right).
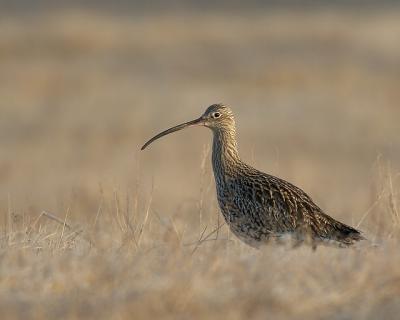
1, 7, 400, 319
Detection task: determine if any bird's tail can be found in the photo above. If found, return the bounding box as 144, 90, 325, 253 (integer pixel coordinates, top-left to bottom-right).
311, 212, 366, 247
329, 222, 365, 247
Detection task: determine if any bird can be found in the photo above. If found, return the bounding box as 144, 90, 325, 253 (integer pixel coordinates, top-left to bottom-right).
141, 104, 364, 249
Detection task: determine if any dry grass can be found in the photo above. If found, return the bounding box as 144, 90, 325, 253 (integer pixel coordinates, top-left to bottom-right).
1, 6, 400, 319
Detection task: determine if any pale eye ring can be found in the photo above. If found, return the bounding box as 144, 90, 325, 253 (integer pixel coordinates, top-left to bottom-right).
212, 112, 221, 118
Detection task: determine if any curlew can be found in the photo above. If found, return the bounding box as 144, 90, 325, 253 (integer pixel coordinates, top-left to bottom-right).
141, 104, 364, 249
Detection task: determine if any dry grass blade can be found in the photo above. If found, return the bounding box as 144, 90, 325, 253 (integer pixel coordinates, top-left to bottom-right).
39, 210, 94, 247
188, 222, 227, 254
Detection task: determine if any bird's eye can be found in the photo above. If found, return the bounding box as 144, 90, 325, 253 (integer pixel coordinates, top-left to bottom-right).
212, 112, 221, 118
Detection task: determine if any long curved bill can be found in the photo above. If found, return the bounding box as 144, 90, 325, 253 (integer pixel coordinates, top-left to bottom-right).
141, 117, 204, 150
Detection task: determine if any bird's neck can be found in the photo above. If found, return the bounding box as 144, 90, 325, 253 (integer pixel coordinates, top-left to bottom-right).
212, 128, 241, 180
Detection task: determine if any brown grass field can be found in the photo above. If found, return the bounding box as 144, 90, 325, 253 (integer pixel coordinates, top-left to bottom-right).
1, 5, 400, 319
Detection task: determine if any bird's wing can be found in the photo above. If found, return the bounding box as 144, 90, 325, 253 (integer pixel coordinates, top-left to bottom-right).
231, 169, 363, 244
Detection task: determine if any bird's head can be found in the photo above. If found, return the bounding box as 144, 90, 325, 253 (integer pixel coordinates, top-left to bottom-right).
201, 104, 235, 130
141, 103, 235, 150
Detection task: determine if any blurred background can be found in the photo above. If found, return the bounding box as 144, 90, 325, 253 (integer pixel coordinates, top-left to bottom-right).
1, 0, 399, 233
1, 2, 400, 319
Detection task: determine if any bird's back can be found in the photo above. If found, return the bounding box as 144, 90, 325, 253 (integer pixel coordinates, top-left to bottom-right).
215, 163, 364, 248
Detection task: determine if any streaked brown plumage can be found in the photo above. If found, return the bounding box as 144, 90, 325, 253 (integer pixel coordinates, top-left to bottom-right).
141, 104, 364, 249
